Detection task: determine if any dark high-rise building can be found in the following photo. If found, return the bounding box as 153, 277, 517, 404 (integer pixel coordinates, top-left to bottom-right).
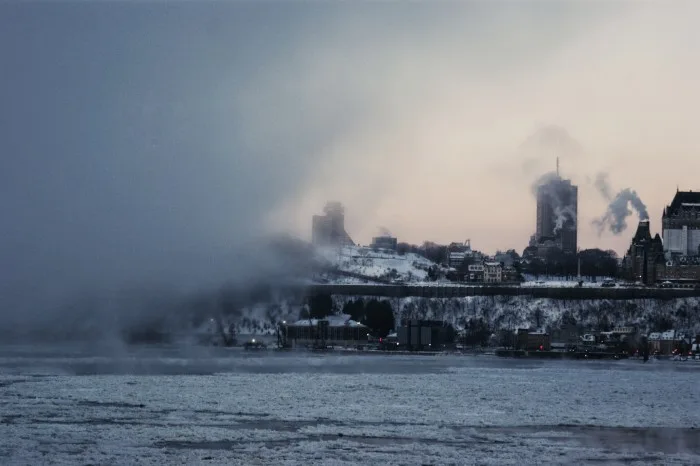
535, 175, 578, 254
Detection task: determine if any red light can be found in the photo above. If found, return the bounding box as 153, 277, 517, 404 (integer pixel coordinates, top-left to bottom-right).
539, 345, 543, 351
379, 338, 382, 343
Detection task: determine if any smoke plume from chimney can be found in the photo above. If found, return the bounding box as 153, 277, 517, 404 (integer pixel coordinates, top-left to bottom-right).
592, 172, 649, 235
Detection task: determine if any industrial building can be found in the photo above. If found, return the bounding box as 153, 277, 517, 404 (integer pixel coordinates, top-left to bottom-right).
397, 319, 454, 351
516, 329, 551, 351
311, 202, 355, 247
446, 240, 474, 269
533, 161, 578, 255
371, 235, 398, 251
279, 315, 369, 349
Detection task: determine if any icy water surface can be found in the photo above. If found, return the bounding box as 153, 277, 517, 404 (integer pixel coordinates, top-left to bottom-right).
1, 344, 700, 465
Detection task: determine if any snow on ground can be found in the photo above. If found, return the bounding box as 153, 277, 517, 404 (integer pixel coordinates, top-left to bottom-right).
521, 274, 620, 288
315, 245, 441, 283
521, 280, 610, 288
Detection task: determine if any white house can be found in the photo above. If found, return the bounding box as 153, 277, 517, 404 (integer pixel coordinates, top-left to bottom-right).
483, 262, 503, 283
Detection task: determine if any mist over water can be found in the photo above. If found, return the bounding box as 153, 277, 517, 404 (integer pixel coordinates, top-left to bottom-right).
0, 3, 324, 341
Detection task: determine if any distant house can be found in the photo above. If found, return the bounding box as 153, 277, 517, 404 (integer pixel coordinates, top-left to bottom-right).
648, 330, 689, 355
483, 262, 503, 283
466, 263, 484, 282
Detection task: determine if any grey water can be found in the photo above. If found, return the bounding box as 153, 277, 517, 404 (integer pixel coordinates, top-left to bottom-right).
1, 344, 699, 465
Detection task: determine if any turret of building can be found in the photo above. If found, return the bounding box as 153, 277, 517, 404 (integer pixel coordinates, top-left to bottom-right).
312, 202, 355, 247
621, 220, 664, 285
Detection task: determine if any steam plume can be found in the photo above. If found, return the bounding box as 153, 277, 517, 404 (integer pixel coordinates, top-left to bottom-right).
593, 172, 614, 201
592, 172, 649, 235
377, 226, 393, 237
520, 125, 583, 158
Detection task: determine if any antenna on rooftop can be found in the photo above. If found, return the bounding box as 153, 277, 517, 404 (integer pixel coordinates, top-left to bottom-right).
556, 157, 560, 177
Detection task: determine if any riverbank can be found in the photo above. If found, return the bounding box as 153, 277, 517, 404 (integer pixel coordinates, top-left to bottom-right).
495, 349, 628, 360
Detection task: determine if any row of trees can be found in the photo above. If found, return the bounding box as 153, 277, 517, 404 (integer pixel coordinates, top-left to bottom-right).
521, 248, 619, 279
394, 239, 620, 281
303, 294, 395, 338
396, 241, 448, 265
341, 299, 395, 338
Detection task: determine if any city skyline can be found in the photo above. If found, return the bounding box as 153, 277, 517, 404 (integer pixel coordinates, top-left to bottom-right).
257, 3, 700, 257
2, 1, 699, 302
304, 187, 685, 257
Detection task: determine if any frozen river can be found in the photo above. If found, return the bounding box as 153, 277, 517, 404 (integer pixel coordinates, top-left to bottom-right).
2, 344, 700, 465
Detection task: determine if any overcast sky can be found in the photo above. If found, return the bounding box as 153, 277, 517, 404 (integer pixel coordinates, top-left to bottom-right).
1, 1, 699, 306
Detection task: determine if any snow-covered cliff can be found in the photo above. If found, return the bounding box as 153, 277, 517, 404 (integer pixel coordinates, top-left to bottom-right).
332, 295, 700, 335
217, 294, 700, 337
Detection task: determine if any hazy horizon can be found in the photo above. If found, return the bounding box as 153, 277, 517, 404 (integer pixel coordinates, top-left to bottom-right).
255, 1, 699, 255
2, 1, 699, 310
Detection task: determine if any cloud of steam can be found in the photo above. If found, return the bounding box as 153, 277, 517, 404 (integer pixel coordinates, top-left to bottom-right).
0, 4, 330, 343
593, 172, 614, 201
592, 173, 649, 235
521, 125, 583, 155
553, 205, 578, 234
2, 1, 699, 342
519, 125, 584, 175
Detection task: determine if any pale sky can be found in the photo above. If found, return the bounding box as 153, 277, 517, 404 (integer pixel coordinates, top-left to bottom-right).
1, 1, 699, 311
263, 1, 700, 256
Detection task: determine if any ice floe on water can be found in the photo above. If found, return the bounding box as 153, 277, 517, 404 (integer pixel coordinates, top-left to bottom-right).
1, 346, 700, 464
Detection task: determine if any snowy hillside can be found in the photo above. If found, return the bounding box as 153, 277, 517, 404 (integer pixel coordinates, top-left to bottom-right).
191, 291, 700, 338
314, 245, 444, 283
